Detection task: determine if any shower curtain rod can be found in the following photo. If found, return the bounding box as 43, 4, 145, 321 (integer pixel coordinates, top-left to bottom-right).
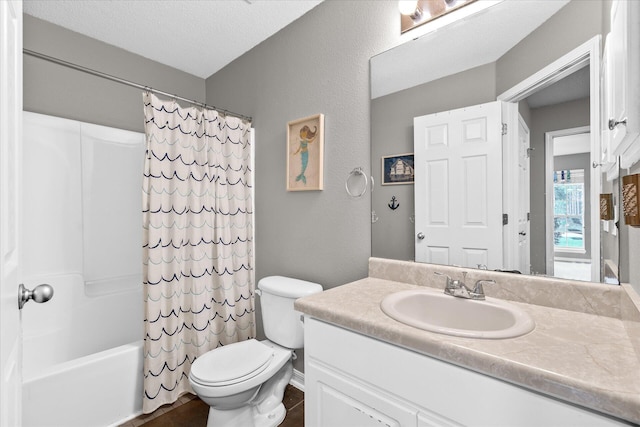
23, 48, 252, 122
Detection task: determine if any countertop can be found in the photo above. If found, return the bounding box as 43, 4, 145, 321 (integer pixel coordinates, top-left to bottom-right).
295, 277, 640, 425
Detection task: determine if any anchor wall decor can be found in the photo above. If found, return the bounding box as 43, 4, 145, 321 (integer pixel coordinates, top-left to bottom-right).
388, 196, 399, 210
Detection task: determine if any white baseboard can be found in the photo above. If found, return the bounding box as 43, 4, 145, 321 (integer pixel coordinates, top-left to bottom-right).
289, 368, 304, 392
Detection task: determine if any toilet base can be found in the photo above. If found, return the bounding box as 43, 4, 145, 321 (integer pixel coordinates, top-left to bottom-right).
207, 403, 285, 427
205, 359, 293, 427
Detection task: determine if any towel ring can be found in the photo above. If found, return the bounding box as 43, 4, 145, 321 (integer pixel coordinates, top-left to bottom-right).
346, 167, 368, 198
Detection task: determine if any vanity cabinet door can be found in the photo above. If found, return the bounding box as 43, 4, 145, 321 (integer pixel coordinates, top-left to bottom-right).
606, 0, 640, 168
306, 362, 418, 427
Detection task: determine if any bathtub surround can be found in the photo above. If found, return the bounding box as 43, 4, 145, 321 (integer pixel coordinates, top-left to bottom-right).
21, 113, 145, 427
142, 93, 254, 413
296, 257, 640, 424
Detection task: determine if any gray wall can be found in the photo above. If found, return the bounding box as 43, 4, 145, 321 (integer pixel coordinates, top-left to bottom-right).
371, 63, 497, 261
205, 1, 399, 288
23, 15, 205, 132
495, 0, 604, 96
528, 98, 591, 274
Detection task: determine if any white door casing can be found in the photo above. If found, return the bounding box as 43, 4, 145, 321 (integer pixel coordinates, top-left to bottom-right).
498, 36, 600, 281
414, 101, 504, 269
517, 116, 531, 275
518, 116, 531, 274
0, 0, 23, 425
501, 102, 528, 273
503, 106, 531, 274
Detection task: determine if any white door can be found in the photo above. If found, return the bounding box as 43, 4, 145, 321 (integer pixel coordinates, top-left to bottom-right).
517, 116, 531, 274
414, 101, 504, 269
0, 0, 23, 425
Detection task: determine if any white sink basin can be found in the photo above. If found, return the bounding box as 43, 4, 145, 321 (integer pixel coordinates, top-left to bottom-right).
380, 288, 535, 339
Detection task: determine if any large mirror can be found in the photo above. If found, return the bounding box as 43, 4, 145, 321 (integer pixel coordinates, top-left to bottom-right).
370, 0, 622, 284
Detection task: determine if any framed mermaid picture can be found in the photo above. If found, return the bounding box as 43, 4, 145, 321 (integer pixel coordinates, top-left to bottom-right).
286, 114, 324, 191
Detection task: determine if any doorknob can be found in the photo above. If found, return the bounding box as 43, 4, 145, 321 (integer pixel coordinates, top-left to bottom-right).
18, 283, 54, 310
417, 232, 425, 240
608, 117, 627, 131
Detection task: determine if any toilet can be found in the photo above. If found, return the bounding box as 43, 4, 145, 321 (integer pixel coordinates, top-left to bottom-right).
188, 276, 322, 427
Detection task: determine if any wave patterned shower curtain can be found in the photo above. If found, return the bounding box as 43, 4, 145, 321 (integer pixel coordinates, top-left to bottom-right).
142, 92, 255, 413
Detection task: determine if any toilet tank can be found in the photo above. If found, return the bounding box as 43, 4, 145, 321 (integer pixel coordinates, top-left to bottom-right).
258, 276, 322, 349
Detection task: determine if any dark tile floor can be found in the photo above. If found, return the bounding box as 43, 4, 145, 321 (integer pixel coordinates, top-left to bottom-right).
121, 385, 304, 427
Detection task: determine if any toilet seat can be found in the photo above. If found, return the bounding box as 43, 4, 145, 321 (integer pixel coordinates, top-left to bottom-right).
190, 339, 274, 387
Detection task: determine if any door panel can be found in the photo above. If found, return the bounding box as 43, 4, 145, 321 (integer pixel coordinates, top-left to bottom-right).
415, 101, 503, 268
0, 0, 23, 425
425, 159, 449, 225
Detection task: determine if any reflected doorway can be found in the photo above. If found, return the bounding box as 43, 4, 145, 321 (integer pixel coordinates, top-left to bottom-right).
545, 127, 592, 281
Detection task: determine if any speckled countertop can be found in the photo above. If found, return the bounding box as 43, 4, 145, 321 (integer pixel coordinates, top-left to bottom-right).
295, 259, 640, 425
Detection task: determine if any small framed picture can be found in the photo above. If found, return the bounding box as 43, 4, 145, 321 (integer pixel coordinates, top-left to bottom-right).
381, 153, 414, 185
286, 114, 324, 191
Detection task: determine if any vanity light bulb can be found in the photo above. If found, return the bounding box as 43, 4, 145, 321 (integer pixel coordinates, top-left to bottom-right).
399, 0, 419, 15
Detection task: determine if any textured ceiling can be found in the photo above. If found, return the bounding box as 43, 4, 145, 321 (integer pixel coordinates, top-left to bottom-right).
23, 0, 323, 79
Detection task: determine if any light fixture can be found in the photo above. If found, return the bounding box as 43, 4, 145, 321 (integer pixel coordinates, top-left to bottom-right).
399, 0, 423, 20
400, 0, 477, 34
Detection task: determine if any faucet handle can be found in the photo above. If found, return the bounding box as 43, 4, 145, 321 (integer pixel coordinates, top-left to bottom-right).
472, 279, 495, 297
434, 272, 453, 286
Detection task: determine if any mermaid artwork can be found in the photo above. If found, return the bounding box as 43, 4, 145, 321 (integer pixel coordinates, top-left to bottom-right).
292, 125, 318, 185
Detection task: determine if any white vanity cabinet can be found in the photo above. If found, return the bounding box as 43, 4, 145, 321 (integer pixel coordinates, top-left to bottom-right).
603, 0, 640, 170
304, 317, 631, 427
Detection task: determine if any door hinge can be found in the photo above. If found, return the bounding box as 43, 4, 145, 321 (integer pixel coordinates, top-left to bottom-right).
527, 212, 530, 221
526, 147, 535, 158
501, 123, 508, 135
503, 213, 508, 225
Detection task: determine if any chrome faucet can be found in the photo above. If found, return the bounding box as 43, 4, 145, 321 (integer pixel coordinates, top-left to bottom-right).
434, 272, 495, 300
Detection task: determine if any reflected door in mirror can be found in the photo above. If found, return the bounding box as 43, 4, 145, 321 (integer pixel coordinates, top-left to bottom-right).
414, 101, 503, 268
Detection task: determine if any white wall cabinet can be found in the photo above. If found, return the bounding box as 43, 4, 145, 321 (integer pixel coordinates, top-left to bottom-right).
603, 0, 640, 170
304, 317, 631, 427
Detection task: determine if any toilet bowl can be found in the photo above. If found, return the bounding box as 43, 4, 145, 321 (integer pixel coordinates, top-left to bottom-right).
189, 339, 293, 426
188, 276, 322, 427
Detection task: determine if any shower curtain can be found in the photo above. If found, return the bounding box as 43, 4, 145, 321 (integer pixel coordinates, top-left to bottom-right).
142, 92, 255, 413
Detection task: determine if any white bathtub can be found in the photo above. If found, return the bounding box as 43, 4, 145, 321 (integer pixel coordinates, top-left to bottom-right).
22, 274, 144, 427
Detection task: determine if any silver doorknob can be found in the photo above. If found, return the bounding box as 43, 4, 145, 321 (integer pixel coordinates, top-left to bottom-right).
18, 283, 54, 310
608, 117, 627, 131
417, 232, 425, 240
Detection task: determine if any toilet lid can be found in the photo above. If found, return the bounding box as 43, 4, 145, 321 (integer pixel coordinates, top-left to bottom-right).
190, 339, 274, 386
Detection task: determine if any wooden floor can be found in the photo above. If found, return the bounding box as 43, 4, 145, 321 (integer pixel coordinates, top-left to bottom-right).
121, 385, 304, 427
